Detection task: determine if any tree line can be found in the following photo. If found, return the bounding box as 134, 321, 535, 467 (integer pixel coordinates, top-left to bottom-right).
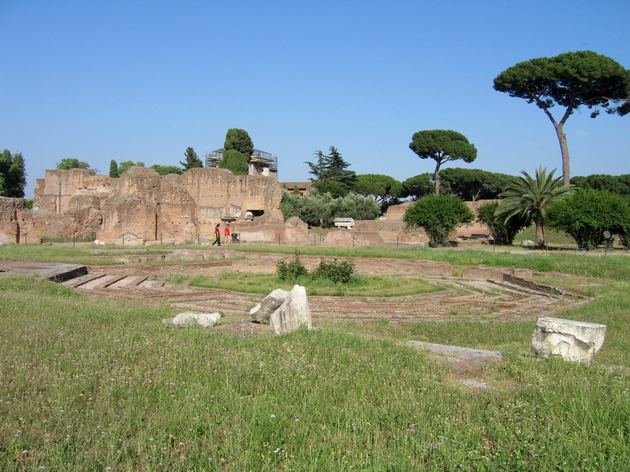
3, 50, 629, 246
401, 167, 630, 250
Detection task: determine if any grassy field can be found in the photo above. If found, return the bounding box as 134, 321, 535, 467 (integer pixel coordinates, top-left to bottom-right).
1, 244, 629, 470
189, 272, 441, 297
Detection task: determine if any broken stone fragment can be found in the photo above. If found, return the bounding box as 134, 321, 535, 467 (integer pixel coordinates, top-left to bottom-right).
269, 285, 312, 336
531, 317, 607, 363
249, 288, 289, 323
162, 311, 221, 328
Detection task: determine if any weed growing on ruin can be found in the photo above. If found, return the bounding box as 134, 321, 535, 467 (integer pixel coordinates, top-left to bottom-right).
166, 273, 187, 284
276, 250, 309, 281
310, 258, 355, 284
276, 250, 357, 284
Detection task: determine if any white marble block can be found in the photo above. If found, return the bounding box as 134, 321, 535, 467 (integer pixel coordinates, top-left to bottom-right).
532, 317, 607, 363
270, 285, 312, 335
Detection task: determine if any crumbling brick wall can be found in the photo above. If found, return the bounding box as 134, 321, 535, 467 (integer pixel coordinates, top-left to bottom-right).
4, 166, 284, 244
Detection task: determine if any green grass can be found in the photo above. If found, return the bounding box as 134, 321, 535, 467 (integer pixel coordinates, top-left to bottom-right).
210, 243, 630, 279
512, 225, 577, 247
189, 272, 441, 297
1, 275, 630, 470
0, 243, 172, 265
4, 242, 630, 279
2, 244, 630, 469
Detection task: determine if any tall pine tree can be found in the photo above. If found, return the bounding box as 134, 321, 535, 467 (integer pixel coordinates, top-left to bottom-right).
180, 147, 203, 170
305, 146, 356, 198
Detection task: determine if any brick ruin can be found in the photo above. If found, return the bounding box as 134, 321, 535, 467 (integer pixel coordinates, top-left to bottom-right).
0, 166, 490, 247
0, 166, 311, 245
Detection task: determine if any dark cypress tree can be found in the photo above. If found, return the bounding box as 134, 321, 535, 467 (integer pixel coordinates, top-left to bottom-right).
109, 160, 119, 178
180, 147, 203, 170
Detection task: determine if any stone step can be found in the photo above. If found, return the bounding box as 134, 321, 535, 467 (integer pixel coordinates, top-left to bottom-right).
62, 272, 107, 288
108, 275, 148, 288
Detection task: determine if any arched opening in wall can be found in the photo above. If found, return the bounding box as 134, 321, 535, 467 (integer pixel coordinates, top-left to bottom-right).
244, 210, 264, 221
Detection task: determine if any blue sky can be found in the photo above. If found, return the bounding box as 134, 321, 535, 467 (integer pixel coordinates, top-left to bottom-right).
2, 0, 629, 198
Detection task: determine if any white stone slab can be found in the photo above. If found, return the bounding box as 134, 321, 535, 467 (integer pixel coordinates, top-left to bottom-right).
532, 317, 607, 363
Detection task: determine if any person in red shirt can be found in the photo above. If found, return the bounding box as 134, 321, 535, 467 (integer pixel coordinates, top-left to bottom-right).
224, 224, 231, 244
212, 223, 221, 246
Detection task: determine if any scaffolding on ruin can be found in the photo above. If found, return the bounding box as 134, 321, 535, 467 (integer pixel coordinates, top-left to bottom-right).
205, 148, 278, 176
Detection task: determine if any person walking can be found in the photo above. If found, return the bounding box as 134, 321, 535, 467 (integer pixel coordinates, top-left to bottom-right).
212, 223, 221, 246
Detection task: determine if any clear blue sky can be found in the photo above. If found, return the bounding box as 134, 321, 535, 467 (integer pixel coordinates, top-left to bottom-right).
2, 0, 629, 198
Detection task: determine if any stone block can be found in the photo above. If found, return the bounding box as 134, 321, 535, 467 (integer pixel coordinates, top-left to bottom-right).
270, 285, 312, 335
162, 312, 221, 328
250, 288, 288, 323
532, 317, 607, 363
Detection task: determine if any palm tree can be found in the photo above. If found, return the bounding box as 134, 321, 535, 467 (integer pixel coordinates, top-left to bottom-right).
495, 166, 573, 247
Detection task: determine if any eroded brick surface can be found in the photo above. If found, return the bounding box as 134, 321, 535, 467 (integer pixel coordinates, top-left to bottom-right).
60, 251, 590, 324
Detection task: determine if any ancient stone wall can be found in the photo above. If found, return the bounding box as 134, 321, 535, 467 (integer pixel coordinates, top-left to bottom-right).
2, 166, 285, 244
2, 168, 496, 247
0, 197, 20, 243
178, 168, 284, 240
325, 220, 429, 247
226, 217, 309, 245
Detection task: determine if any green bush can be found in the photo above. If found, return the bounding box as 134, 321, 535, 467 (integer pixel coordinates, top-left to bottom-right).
279, 190, 380, 227
476, 201, 530, 245
276, 252, 356, 284
311, 259, 356, 284
403, 194, 474, 246
547, 189, 630, 249
276, 251, 309, 281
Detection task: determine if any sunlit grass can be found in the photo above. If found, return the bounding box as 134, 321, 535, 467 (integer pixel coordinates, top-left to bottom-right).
0, 243, 170, 265
1, 276, 630, 470
189, 272, 441, 297
3, 241, 630, 279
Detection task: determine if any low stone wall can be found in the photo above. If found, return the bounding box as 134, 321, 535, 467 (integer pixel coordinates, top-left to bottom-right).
382, 200, 495, 239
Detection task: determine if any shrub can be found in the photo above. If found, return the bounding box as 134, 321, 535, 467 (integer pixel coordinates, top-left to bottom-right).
403, 195, 474, 246
276, 252, 357, 284
476, 201, 529, 245
311, 259, 356, 284
279, 190, 380, 227
547, 189, 630, 249
276, 251, 308, 281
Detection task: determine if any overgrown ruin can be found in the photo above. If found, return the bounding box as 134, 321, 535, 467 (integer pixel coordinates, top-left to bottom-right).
1, 166, 493, 246
0, 166, 307, 245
